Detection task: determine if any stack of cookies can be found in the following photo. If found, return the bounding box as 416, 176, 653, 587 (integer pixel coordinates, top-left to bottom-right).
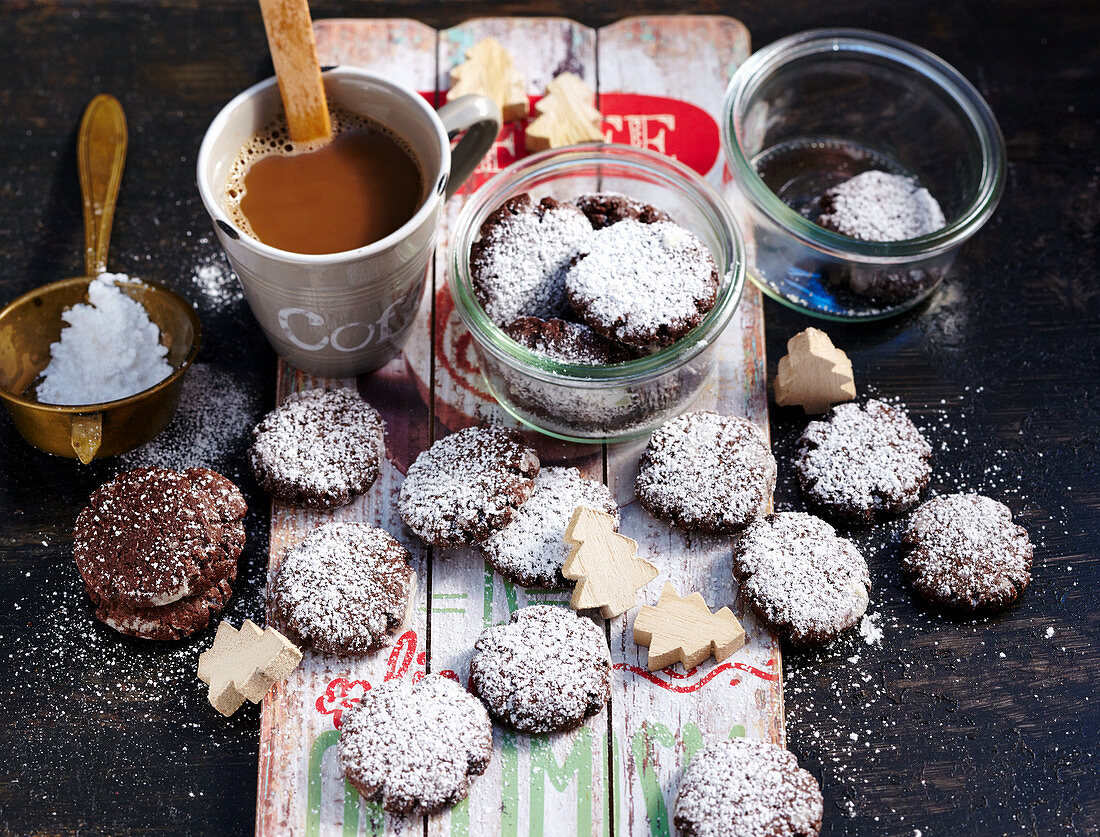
472, 191, 719, 364
73, 466, 246, 640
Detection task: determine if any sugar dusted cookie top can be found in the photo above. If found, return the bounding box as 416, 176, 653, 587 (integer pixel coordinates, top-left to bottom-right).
249, 387, 385, 510
470, 605, 612, 732
735, 512, 869, 647
674, 738, 823, 837
902, 493, 1032, 611
338, 674, 492, 815
399, 426, 539, 547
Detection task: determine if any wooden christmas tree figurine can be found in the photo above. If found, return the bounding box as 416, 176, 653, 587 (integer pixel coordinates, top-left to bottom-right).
525, 72, 604, 152
197, 620, 303, 717
563, 506, 659, 618
774, 327, 856, 414
633, 584, 745, 671
449, 37, 528, 122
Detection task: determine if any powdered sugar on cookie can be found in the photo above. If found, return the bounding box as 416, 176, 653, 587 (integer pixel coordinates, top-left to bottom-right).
398, 427, 539, 547
338, 674, 492, 814
901, 493, 1032, 611
565, 219, 719, 347
674, 738, 823, 837
797, 399, 931, 523
735, 512, 870, 647
471, 194, 593, 327
270, 522, 415, 655
470, 605, 612, 732
479, 467, 618, 587
636, 411, 776, 535
818, 170, 945, 242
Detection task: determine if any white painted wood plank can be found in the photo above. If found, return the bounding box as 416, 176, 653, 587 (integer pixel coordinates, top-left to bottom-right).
597, 16, 783, 837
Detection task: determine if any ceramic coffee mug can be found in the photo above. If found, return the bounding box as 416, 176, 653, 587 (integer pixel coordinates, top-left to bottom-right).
197, 67, 500, 376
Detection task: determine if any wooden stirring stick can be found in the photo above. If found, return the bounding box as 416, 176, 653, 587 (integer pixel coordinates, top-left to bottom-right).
257, 0, 332, 145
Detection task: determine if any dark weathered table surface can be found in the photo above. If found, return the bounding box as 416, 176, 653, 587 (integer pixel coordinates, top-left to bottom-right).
0, 1, 1096, 835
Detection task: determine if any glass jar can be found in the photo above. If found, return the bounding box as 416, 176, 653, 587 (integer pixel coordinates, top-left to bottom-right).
722, 29, 1006, 319
447, 143, 746, 443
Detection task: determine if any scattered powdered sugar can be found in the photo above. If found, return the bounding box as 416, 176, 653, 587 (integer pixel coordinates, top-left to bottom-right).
249, 387, 385, 509
673, 738, 823, 837
398, 426, 539, 547
797, 400, 932, 522
120, 362, 263, 477
636, 410, 776, 535
479, 467, 619, 587
901, 493, 1033, 610
471, 195, 593, 327
337, 674, 492, 814
469, 605, 612, 732
818, 170, 945, 242
36, 273, 173, 405
191, 250, 244, 312
565, 219, 719, 347
859, 612, 884, 646
735, 512, 870, 646
270, 522, 414, 655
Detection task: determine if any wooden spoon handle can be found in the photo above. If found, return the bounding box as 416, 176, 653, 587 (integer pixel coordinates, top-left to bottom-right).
78, 94, 127, 277
257, 0, 332, 145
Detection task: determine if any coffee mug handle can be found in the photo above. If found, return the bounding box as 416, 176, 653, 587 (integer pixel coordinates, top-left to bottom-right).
437, 95, 502, 200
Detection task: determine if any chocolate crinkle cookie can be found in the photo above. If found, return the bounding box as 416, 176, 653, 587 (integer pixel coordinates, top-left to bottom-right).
901, 493, 1033, 611
572, 192, 671, 229
674, 738, 824, 837
470, 193, 593, 327
270, 522, 416, 655
338, 674, 492, 815
480, 466, 619, 587
74, 466, 246, 640
816, 170, 945, 242
734, 512, 869, 646
565, 219, 719, 348
636, 411, 776, 536
249, 387, 385, 510
398, 426, 540, 547
796, 399, 932, 524
504, 316, 634, 366
470, 605, 612, 733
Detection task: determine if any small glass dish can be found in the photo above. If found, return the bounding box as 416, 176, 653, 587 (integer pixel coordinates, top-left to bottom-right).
448, 143, 746, 444
721, 29, 1006, 320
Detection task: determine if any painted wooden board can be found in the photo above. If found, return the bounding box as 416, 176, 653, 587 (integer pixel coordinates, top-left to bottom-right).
258, 16, 778, 837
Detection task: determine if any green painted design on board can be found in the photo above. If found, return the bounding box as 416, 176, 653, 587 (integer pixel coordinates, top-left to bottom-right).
449, 795, 470, 837
503, 730, 520, 837
530, 727, 595, 836
612, 734, 623, 837
504, 578, 519, 614
682, 723, 704, 766
306, 730, 341, 837
729, 724, 746, 739
632, 722, 675, 837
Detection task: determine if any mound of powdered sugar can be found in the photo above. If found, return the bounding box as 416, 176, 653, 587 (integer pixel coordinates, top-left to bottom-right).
36, 273, 173, 405
817, 170, 945, 242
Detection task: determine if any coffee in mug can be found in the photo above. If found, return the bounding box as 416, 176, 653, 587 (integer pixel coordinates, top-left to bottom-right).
225, 106, 425, 255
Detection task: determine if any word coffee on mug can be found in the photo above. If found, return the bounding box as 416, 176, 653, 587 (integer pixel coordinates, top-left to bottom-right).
197, 68, 500, 377
224, 107, 425, 255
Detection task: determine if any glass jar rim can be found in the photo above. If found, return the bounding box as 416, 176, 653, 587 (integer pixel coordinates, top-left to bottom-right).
721, 28, 1006, 262
448, 143, 747, 386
